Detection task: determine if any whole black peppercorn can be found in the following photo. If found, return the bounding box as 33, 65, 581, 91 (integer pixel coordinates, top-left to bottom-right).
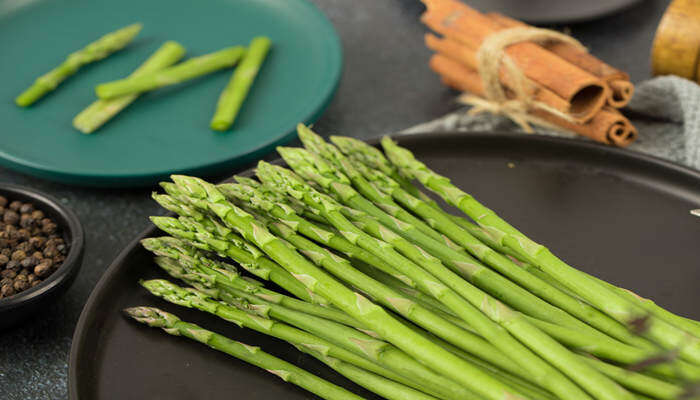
31, 210, 44, 220
1, 248, 10, 257
34, 261, 52, 278
0, 253, 8, 266
5, 260, 19, 271
27, 274, 37, 284
3, 210, 19, 225
43, 247, 57, 258
0, 196, 7, 208
17, 228, 30, 240
42, 223, 57, 235
13, 275, 28, 292
19, 214, 34, 229
20, 256, 38, 269
11, 250, 26, 261
16, 241, 32, 253
31, 251, 43, 260
8, 201, 22, 211
1, 283, 15, 297
0, 277, 12, 287
29, 236, 45, 249
19, 203, 34, 214
1, 269, 17, 279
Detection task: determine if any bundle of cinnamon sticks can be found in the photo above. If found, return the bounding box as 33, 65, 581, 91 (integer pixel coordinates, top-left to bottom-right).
421, 0, 637, 147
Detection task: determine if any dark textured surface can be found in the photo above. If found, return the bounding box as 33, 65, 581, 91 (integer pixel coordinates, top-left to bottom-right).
0, 0, 674, 398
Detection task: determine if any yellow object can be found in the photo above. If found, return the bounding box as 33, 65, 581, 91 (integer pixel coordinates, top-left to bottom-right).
651, 0, 700, 81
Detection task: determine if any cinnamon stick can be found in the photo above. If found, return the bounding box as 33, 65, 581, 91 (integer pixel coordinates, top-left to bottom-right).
425, 33, 572, 117
421, 0, 607, 120
487, 12, 634, 107
433, 56, 636, 147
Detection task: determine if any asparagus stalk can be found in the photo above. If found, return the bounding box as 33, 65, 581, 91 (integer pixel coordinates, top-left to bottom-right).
167, 174, 528, 400
141, 236, 361, 328
140, 279, 446, 400
217, 181, 416, 287
304, 352, 442, 400
295, 125, 446, 244
331, 138, 664, 348
150, 192, 325, 306
382, 136, 700, 365
278, 141, 664, 395
218, 286, 482, 400
259, 215, 532, 384
124, 306, 364, 400
210, 36, 271, 131
577, 355, 684, 400
279, 144, 600, 334
73, 41, 185, 133
330, 135, 442, 209
16, 23, 142, 106
254, 165, 617, 400
216, 182, 532, 380
96, 46, 245, 99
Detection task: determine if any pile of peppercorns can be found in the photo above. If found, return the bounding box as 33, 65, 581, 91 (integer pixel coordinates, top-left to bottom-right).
0, 195, 68, 299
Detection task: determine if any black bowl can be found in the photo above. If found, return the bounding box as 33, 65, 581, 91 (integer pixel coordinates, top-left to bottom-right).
0, 184, 84, 330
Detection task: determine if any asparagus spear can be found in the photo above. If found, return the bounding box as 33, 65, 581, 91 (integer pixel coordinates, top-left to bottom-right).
149, 196, 325, 306
73, 41, 185, 133
296, 125, 446, 243
381, 136, 700, 365
96, 46, 245, 99
331, 138, 665, 347
253, 165, 621, 400
217, 181, 417, 287
167, 174, 528, 400
210, 36, 271, 131
278, 141, 654, 369
140, 279, 447, 400
330, 135, 442, 209
141, 236, 361, 328
123, 306, 364, 400
215, 182, 535, 379
16, 23, 142, 106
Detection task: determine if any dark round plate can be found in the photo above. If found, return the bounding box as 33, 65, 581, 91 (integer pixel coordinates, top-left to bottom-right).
69, 133, 700, 400
465, 0, 642, 25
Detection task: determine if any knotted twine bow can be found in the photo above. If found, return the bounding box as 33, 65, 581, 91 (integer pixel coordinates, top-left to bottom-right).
459, 27, 588, 133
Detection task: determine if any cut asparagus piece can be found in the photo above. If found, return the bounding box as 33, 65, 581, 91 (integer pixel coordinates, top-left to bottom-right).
96, 46, 245, 99
167, 174, 527, 400
382, 136, 700, 365
211, 36, 271, 131
73, 41, 185, 133
124, 306, 364, 400
16, 23, 142, 106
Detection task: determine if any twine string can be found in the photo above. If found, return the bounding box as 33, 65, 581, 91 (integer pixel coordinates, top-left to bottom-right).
460, 26, 586, 132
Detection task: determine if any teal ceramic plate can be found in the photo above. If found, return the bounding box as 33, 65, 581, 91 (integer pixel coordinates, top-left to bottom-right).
0, 0, 341, 187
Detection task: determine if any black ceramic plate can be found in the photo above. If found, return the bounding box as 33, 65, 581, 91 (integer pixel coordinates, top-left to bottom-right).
69, 133, 700, 400
466, 0, 641, 25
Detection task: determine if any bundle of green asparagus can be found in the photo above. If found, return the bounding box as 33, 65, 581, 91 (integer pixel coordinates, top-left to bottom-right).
127, 124, 700, 400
